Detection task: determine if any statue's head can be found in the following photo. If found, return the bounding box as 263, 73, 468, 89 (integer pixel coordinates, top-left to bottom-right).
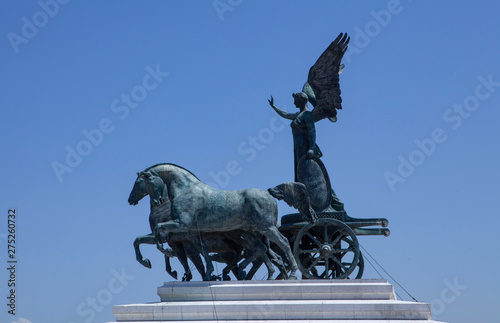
292, 92, 308, 108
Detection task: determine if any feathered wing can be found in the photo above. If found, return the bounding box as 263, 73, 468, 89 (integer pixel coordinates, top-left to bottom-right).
305, 32, 350, 123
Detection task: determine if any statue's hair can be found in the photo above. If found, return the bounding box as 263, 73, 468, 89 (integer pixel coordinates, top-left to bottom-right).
292, 92, 308, 101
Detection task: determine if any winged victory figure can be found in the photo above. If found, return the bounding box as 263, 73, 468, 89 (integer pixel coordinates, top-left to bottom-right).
268, 33, 349, 214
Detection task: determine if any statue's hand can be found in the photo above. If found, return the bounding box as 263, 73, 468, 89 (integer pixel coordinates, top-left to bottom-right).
268, 95, 274, 107
307, 150, 315, 158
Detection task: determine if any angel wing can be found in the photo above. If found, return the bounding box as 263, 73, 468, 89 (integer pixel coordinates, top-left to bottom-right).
303, 33, 350, 123
268, 182, 317, 223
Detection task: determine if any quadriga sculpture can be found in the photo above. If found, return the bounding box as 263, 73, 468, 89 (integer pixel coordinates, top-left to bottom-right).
128, 163, 309, 280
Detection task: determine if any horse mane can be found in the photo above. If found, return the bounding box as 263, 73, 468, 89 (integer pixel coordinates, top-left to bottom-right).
143, 163, 203, 183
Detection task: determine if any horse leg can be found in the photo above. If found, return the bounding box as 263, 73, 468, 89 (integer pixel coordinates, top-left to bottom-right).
218, 238, 244, 281
262, 255, 276, 280
166, 241, 201, 281
223, 251, 243, 281
265, 238, 288, 279
189, 234, 215, 281
222, 232, 253, 279
228, 256, 242, 280
210, 252, 237, 281
153, 218, 216, 280
249, 238, 278, 280
268, 246, 288, 279
163, 253, 178, 280
183, 242, 206, 281
261, 226, 298, 279
154, 220, 186, 252
134, 234, 180, 280
245, 258, 263, 280
133, 234, 155, 268
245, 253, 275, 280
170, 243, 196, 282
237, 232, 268, 280
222, 258, 234, 281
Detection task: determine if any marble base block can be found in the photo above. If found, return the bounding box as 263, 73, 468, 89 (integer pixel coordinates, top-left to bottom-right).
109, 279, 446, 323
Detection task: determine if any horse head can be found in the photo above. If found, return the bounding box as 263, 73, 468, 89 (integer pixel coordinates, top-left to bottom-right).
128, 172, 148, 205
140, 171, 169, 207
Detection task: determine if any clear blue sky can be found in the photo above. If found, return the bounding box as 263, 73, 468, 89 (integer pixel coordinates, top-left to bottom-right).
1, 1, 499, 322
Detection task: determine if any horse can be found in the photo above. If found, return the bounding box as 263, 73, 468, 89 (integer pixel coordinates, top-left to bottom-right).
129, 172, 206, 281
129, 168, 285, 280
132, 163, 299, 279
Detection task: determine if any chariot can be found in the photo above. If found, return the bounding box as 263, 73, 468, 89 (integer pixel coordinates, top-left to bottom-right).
277, 155, 390, 280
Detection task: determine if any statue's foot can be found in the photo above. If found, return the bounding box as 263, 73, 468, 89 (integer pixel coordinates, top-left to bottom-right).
288, 272, 298, 280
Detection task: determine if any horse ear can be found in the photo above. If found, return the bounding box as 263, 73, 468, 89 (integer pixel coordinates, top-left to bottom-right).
139, 171, 151, 179
136, 171, 141, 177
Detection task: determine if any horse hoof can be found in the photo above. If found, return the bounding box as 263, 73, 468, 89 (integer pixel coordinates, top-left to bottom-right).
143, 259, 152, 269
172, 270, 178, 280
238, 268, 247, 280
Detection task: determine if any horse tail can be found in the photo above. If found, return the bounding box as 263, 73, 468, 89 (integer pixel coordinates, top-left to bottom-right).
268, 182, 317, 222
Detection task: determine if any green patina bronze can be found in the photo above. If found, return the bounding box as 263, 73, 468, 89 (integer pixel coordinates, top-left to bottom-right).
128, 33, 390, 281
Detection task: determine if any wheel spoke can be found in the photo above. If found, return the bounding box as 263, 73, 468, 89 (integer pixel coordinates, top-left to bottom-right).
336, 247, 354, 253
324, 258, 330, 278
324, 224, 329, 244
306, 232, 322, 247
299, 249, 320, 254
331, 256, 348, 271
307, 256, 321, 271
330, 230, 345, 246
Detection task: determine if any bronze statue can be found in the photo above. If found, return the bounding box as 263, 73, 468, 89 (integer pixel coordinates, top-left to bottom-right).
269, 32, 349, 212
128, 32, 391, 281
129, 163, 304, 280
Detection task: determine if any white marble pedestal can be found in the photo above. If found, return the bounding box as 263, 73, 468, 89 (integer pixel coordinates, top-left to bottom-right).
109, 279, 446, 322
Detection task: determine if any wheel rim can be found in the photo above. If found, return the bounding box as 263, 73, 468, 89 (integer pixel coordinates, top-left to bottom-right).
354, 251, 364, 279
293, 218, 360, 279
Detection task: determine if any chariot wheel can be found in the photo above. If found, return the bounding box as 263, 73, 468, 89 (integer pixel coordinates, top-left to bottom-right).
349, 250, 364, 279
339, 236, 364, 279
293, 218, 360, 279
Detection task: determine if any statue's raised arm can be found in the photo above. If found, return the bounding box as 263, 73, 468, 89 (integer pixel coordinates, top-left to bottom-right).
304, 32, 350, 123
268, 95, 297, 120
